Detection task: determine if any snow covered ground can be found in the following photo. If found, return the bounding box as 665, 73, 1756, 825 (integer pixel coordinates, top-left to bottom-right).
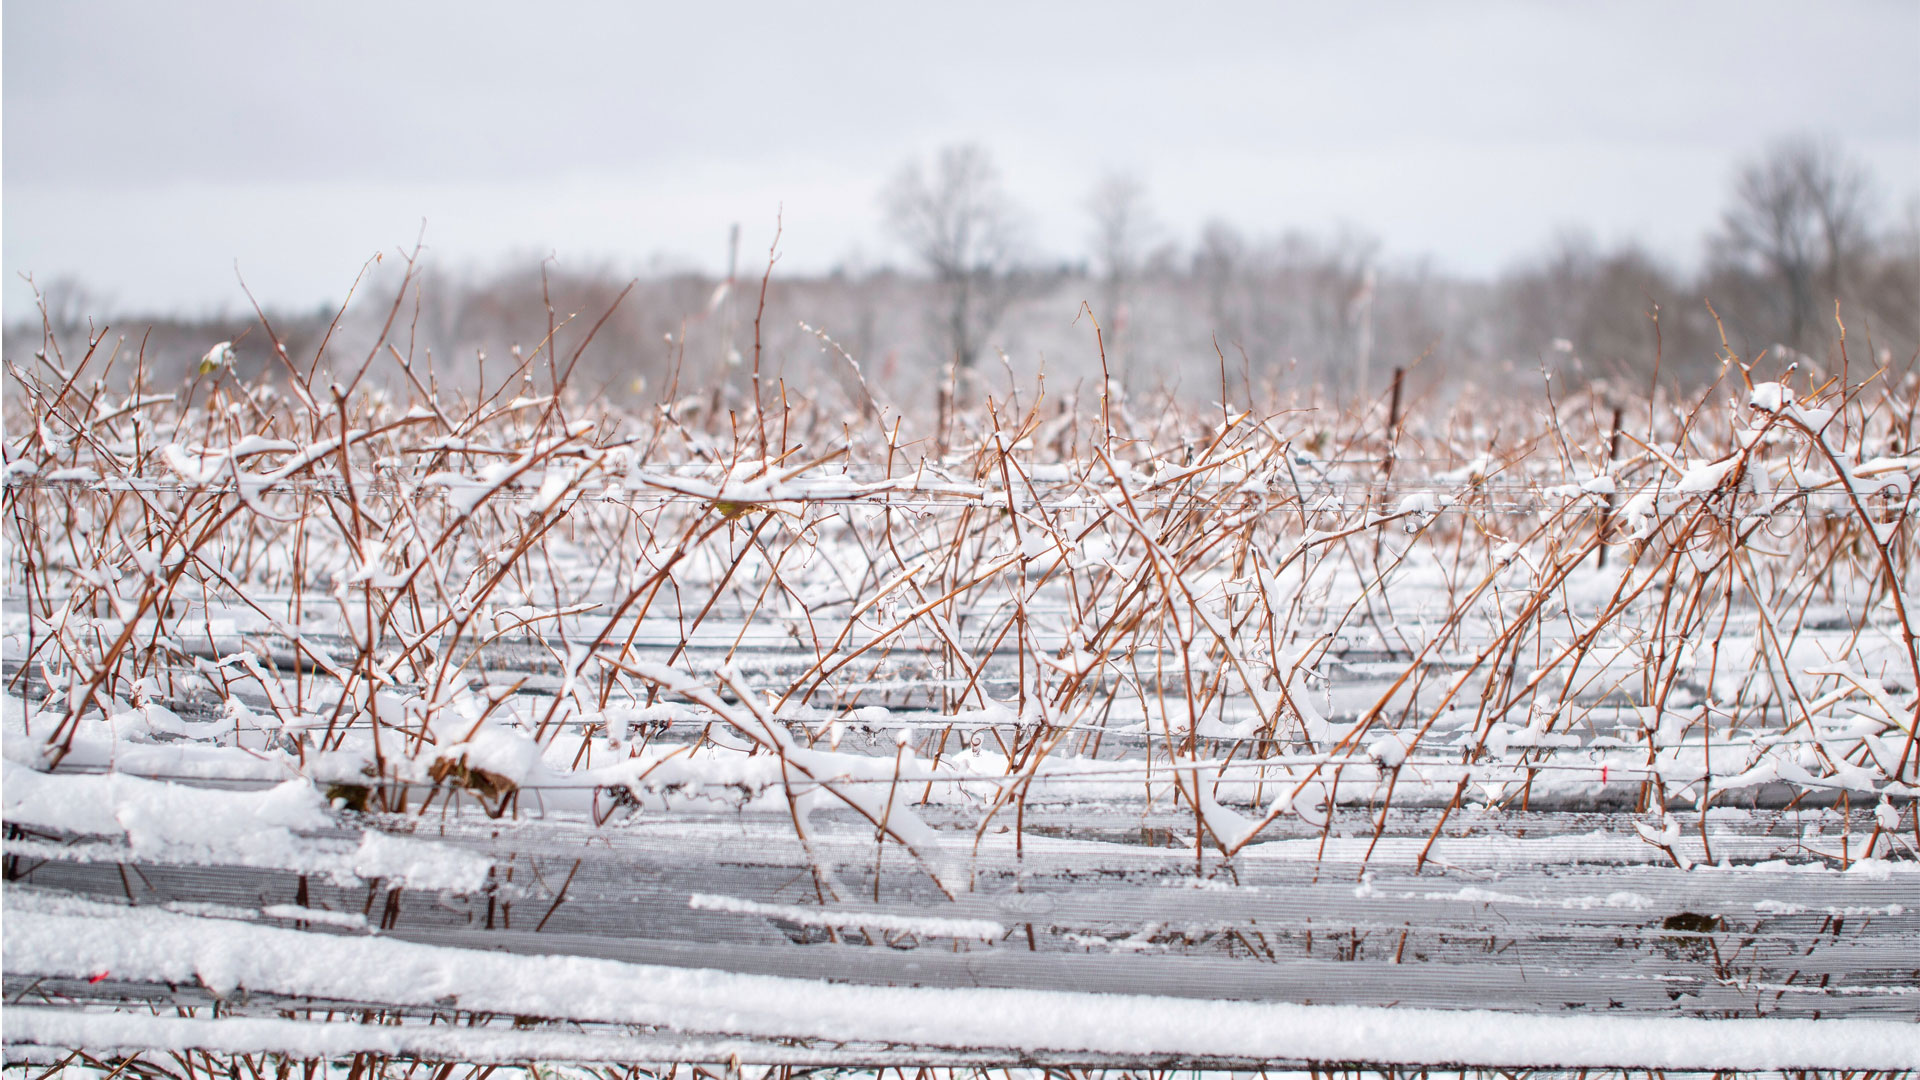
5, 330, 1917, 1069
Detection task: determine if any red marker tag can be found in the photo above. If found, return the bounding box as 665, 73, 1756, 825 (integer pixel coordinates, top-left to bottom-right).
88, 971, 110, 984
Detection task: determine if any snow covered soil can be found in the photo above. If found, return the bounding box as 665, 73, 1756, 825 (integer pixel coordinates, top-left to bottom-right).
6, 347, 1919, 1067
6, 887, 1919, 1068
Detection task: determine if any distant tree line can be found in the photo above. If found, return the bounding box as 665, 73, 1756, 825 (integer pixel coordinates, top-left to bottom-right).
11, 136, 1915, 417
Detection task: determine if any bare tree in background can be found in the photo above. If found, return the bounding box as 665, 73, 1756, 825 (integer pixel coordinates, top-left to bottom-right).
1284, 228, 1378, 402
1500, 233, 1695, 383
1194, 220, 1246, 344
1086, 172, 1159, 374
883, 144, 1025, 373
1712, 135, 1871, 355
1871, 195, 1920, 359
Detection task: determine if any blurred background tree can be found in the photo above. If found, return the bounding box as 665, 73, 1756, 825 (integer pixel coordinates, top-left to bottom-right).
1085, 171, 1159, 381
1708, 136, 1874, 359
882, 144, 1028, 376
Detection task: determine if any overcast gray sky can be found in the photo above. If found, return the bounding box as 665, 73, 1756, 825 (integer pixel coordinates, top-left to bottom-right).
5, 1, 1917, 318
